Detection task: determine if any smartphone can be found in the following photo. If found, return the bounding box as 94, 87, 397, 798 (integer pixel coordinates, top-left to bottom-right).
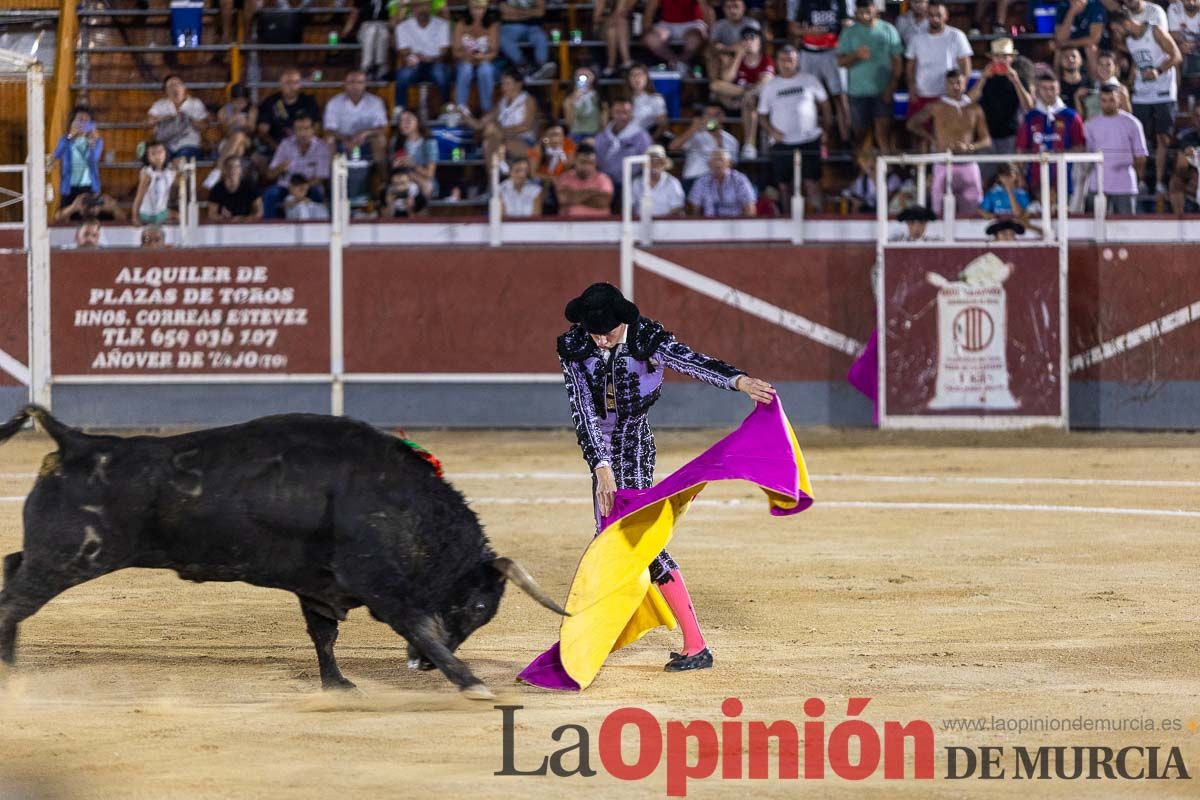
576, 75, 589, 89
706, 120, 718, 131
992, 62, 1008, 75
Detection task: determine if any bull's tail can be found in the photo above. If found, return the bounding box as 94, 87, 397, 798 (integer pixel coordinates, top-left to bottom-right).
0, 405, 80, 449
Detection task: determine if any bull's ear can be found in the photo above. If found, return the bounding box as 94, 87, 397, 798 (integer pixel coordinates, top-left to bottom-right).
492, 557, 570, 616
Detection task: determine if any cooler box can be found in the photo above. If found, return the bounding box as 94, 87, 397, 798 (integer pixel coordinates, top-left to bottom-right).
892, 92, 909, 120
431, 126, 475, 160
170, 1, 203, 48
650, 71, 682, 118
1033, 5, 1057, 34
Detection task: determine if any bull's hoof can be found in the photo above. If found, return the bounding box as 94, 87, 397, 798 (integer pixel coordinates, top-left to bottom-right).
462, 683, 495, 701
407, 657, 436, 671
322, 676, 358, 691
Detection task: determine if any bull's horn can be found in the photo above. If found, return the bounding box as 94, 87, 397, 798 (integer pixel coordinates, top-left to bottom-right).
493, 557, 570, 616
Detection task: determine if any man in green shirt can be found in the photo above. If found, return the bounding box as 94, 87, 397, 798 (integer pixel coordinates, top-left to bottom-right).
836, 0, 904, 152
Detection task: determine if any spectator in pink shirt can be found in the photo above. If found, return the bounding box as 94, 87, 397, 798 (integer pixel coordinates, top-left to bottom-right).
1084, 84, 1148, 214
555, 145, 614, 217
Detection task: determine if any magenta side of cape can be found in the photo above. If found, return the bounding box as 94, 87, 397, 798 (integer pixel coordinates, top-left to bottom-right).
517, 399, 810, 691
846, 328, 879, 426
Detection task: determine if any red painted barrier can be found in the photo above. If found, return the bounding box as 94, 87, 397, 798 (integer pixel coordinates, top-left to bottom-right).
0, 251, 26, 388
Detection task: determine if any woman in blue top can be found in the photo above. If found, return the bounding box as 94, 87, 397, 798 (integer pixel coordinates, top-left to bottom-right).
52, 106, 104, 208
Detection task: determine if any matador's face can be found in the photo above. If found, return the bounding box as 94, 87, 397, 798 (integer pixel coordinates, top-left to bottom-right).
590, 324, 627, 350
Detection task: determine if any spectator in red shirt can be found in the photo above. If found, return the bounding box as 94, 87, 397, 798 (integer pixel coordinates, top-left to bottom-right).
710, 27, 775, 158
642, 0, 714, 72
556, 145, 615, 216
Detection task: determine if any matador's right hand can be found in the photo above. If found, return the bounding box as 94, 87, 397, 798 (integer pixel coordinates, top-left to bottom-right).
594, 464, 617, 518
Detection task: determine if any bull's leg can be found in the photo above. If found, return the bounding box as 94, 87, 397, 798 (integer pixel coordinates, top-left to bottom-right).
381, 611, 492, 699
297, 596, 356, 691
0, 563, 102, 666
406, 642, 435, 671
2, 552, 22, 587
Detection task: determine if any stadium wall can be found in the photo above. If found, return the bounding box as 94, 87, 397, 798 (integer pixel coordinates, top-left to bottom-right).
5, 242, 1197, 429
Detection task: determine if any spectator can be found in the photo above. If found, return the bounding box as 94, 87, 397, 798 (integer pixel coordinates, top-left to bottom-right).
218, 84, 256, 141
499, 0, 556, 79
670, 101, 741, 194
1111, 10, 1183, 196
207, 157, 264, 221
630, 144, 686, 216
55, 191, 125, 223
757, 45, 831, 209
392, 110, 440, 199
1056, 48, 1089, 109
564, 67, 604, 144
454, 0, 500, 114
594, 98, 654, 203
978, 162, 1033, 218
257, 70, 321, 156
379, 169, 429, 217
1112, 0, 1168, 55
132, 141, 178, 227
217, 0, 257, 44
497, 156, 544, 217
1055, 0, 1106, 69
709, 0, 761, 73
528, 123, 576, 180
790, 0, 851, 141
324, 70, 390, 166
642, 0, 713, 71
464, 70, 538, 165
710, 28, 775, 158
344, 0, 394, 81
140, 224, 167, 249
905, 2, 972, 127
265, 114, 332, 218
1085, 83, 1149, 213
1076, 50, 1130, 118
627, 65, 670, 141
973, 0, 1010, 35
1169, 0, 1200, 89
596, 0, 637, 76
395, 0, 452, 109
686, 149, 756, 217
147, 74, 209, 162
1168, 105, 1200, 212
969, 38, 1033, 182
842, 147, 901, 212
837, 0, 903, 152
52, 106, 103, 209
74, 219, 102, 249
985, 218, 1024, 240
555, 145, 614, 216
895, 0, 930, 46
906, 69, 992, 216
1016, 72, 1087, 199
284, 174, 331, 220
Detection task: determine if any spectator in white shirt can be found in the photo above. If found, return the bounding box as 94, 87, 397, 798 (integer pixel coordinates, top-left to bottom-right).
896, 0, 931, 45
758, 45, 832, 209
323, 70, 390, 166
630, 144, 686, 216
146, 74, 209, 161
498, 157, 544, 217
395, 0, 452, 110
669, 101, 741, 194
905, 2, 972, 114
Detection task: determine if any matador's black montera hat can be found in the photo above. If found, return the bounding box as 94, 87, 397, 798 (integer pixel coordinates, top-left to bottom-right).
564, 282, 640, 335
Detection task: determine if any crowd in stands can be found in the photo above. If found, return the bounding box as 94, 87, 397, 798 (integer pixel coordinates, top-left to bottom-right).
55, 0, 1200, 238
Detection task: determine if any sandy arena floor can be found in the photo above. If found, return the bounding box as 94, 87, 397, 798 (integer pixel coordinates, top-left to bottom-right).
0, 424, 1198, 798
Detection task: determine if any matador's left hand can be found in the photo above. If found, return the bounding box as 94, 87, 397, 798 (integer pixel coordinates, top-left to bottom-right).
736, 375, 776, 404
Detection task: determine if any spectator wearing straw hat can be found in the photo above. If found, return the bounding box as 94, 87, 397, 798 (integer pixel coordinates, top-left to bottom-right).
630, 145, 686, 216
969, 37, 1033, 183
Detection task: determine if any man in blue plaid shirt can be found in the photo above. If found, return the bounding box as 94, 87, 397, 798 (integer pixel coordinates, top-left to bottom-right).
686, 149, 758, 216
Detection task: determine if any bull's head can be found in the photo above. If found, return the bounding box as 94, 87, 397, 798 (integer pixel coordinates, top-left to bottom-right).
417, 557, 568, 667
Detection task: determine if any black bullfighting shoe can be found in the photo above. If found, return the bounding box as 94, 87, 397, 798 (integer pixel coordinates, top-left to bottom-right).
664, 647, 713, 672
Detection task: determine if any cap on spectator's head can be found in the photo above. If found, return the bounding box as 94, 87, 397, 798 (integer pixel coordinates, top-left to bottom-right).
288, 173, 309, 186
565, 283, 640, 334
986, 219, 1025, 237
646, 144, 673, 170
1098, 83, 1120, 95
777, 44, 798, 57
989, 38, 1015, 56
740, 26, 762, 39
898, 205, 937, 222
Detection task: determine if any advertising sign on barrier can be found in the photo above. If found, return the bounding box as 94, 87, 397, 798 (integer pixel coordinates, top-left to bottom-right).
881, 246, 1064, 428
51, 249, 330, 376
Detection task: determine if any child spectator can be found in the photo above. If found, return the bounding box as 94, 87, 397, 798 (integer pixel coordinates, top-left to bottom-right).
528, 123, 576, 179
454, 0, 500, 114
140, 224, 167, 249
497, 156, 544, 217
133, 141, 178, 227
73, 219, 103, 249
1075, 50, 1132, 119
842, 148, 901, 212
709, 28, 775, 158
979, 162, 1033, 218
392, 110, 441, 199
284, 174, 331, 220
207, 157, 264, 221
264, 114, 332, 218
379, 170, 429, 217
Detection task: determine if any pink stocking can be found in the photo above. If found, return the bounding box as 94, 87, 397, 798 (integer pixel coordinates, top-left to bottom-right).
657, 569, 706, 656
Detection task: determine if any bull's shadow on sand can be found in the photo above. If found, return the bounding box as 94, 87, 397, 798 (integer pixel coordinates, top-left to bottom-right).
0, 406, 570, 702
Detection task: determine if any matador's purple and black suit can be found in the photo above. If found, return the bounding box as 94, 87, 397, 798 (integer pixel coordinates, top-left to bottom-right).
556, 283, 745, 671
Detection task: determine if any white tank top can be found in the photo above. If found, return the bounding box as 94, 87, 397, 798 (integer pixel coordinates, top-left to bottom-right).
1128, 27, 1177, 104
461, 32, 490, 55
498, 91, 529, 128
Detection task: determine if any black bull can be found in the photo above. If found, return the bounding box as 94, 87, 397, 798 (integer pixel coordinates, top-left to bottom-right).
0, 406, 567, 699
